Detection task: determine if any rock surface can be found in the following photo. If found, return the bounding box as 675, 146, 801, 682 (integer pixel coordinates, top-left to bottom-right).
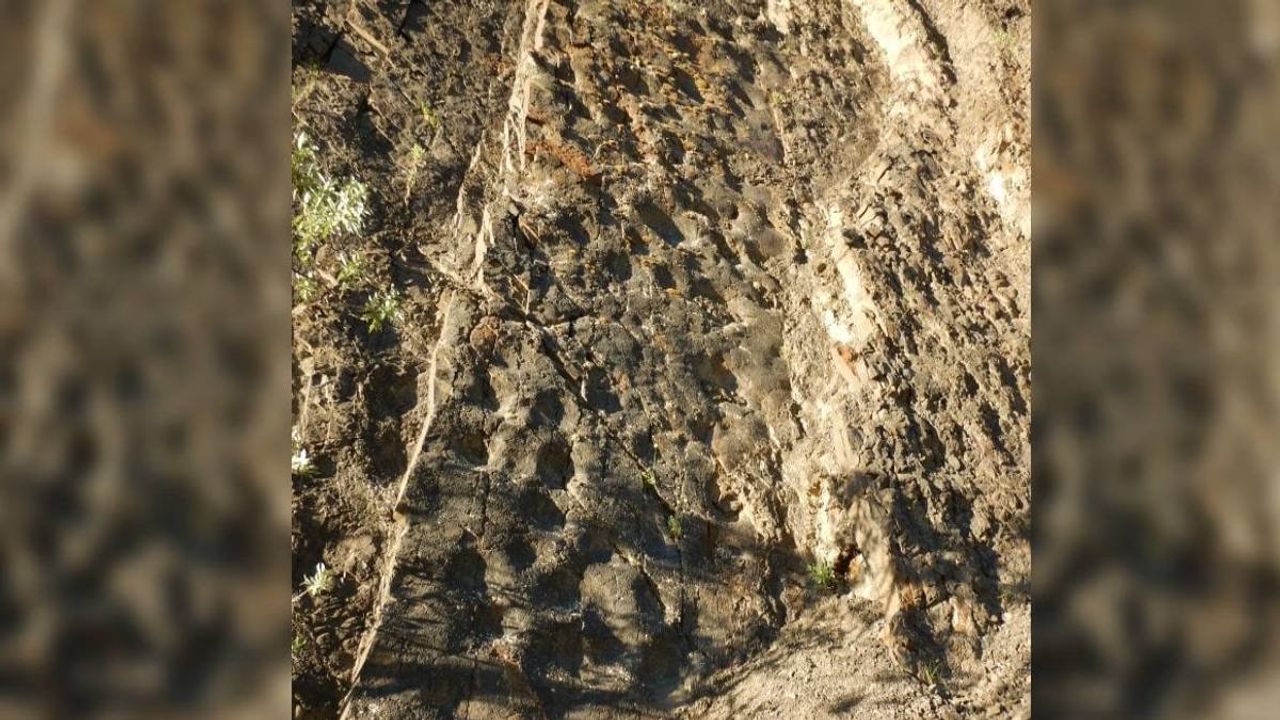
291, 0, 1029, 717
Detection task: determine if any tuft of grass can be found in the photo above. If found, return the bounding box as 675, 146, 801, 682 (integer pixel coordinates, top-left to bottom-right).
401, 144, 427, 205
808, 560, 837, 590
292, 132, 369, 261
995, 26, 1017, 56
642, 470, 657, 490
419, 101, 440, 130
361, 288, 403, 334
666, 514, 683, 541
302, 562, 332, 598
919, 659, 944, 688
291, 60, 324, 108
292, 631, 306, 658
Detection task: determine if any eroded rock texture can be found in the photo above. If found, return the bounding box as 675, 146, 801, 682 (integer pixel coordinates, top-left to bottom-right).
291, 0, 1029, 717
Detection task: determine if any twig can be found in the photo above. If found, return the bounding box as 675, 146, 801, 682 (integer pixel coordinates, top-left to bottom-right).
345, 12, 390, 57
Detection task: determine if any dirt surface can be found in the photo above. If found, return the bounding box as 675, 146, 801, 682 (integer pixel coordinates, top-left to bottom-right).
291, 0, 1029, 717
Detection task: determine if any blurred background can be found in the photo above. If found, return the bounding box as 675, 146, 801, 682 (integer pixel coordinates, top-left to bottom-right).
1035, 0, 1280, 717
0, 1, 290, 718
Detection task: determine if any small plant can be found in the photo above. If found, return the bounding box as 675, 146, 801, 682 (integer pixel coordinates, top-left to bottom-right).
291, 60, 324, 108
294, 273, 318, 303
666, 514, 683, 541
642, 470, 657, 490
808, 560, 837, 590
919, 659, 944, 688
292, 131, 318, 190
292, 631, 306, 658
292, 132, 369, 261
995, 26, 1017, 56
292, 428, 316, 477
335, 251, 367, 288
302, 562, 332, 598
292, 447, 315, 477
361, 288, 403, 334
419, 101, 440, 130
401, 143, 427, 205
